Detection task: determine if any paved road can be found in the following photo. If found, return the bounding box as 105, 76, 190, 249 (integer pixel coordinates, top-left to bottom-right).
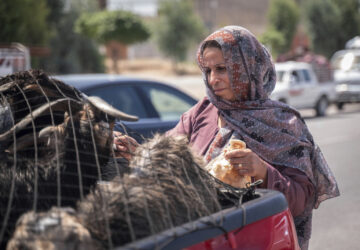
306, 105, 360, 250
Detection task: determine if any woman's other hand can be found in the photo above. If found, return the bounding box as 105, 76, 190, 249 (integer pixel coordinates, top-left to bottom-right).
113, 131, 139, 161
224, 148, 268, 184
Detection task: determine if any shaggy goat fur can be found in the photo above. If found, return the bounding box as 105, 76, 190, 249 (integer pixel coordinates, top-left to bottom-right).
76, 134, 223, 248
7, 134, 245, 249
6, 207, 102, 250
0, 70, 136, 248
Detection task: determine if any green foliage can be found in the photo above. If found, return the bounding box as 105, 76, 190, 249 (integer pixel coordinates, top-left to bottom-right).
304, 0, 343, 58
41, 12, 104, 73
304, 0, 360, 57
38, 0, 105, 74
264, 0, 300, 55
0, 0, 104, 73
259, 28, 285, 59
75, 10, 150, 44
332, 0, 360, 48
0, 0, 50, 45
155, 0, 206, 63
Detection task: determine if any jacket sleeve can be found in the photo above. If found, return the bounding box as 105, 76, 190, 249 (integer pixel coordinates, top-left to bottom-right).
265, 164, 315, 217
166, 98, 210, 139
166, 110, 193, 139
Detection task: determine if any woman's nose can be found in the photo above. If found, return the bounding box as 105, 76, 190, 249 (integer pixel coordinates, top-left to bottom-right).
208, 71, 218, 86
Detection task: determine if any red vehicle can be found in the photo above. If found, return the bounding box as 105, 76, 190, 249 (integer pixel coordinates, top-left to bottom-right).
120, 188, 300, 250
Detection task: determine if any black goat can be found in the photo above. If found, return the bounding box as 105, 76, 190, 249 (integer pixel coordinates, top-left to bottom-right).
0, 70, 137, 247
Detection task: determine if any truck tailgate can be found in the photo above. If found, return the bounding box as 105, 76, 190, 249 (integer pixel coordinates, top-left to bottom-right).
118, 189, 299, 250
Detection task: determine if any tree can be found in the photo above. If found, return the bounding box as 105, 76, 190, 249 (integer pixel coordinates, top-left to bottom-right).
304, 0, 343, 58
0, 0, 50, 45
155, 0, 206, 72
38, 0, 105, 74
75, 10, 150, 73
332, 0, 360, 49
259, 28, 285, 59
261, 0, 300, 56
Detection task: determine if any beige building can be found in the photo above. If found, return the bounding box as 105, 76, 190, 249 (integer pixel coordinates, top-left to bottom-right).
193, 0, 269, 36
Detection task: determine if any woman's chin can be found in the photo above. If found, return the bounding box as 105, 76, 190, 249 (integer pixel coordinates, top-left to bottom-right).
216, 94, 236, 102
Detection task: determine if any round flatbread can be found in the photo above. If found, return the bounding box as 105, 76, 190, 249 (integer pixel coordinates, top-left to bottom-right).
205, 139, 251, 188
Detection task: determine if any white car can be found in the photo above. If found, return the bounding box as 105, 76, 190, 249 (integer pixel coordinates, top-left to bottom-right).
271, 61, 336, 116
331, 49, 360, 109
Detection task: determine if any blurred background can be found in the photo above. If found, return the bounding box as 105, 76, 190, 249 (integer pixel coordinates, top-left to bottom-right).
1, 0, 360, 249
2, 0, 359, 77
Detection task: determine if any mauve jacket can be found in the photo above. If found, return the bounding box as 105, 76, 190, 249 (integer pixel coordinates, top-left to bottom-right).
167, 97, 314, 218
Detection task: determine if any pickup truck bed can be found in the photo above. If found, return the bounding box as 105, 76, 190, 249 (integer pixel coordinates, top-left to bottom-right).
272, 61, 336, 116
119, 189, 299, 250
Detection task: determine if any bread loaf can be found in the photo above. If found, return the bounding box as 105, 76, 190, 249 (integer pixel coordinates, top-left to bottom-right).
205, 139, 251, 188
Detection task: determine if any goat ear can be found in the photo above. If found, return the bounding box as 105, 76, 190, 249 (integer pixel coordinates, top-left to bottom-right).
86, 96, 138, 122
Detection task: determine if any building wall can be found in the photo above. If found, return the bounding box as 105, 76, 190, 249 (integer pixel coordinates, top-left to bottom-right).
193, 0, 270, 36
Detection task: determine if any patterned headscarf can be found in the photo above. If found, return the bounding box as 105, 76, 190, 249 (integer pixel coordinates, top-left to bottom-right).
198, 26, 339, 248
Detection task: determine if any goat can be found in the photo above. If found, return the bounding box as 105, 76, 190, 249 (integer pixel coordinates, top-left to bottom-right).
6, 207, 102, 250
0, 70, 137, 247
7, 134, 245, 249
77, 134, 223, 248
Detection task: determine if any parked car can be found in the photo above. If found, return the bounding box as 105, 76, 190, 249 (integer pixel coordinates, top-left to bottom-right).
331, 49, 360, 109
55, 74, 198, 142
271, 61, 336, 116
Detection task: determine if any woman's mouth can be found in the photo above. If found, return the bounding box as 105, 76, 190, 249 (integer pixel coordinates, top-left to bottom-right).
213, 88, 225, 94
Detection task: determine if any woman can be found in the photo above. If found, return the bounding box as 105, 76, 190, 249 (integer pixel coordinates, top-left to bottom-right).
115, 26, 339, 249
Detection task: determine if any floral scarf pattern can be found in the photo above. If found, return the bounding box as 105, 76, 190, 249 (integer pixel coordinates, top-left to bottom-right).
198, 26, 339, 249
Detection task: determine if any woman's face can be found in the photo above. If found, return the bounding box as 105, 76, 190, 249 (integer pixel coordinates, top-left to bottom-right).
202, 47, 236, 102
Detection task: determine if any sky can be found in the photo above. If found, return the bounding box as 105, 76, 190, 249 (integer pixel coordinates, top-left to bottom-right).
107, 0, 158, 16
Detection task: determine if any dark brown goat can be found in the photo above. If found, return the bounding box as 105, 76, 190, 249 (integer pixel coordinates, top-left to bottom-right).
7, 134, 243, 249
0, 70, 137, 248
77, 134, 223, 248
6, 207, 102, 250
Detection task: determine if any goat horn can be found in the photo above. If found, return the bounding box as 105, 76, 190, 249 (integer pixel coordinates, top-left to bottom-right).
0, 81, 16, 92
6, 133, 51, 154
0, 98, 81, 142
39, 125, 60, 138
87, 96, 138, 121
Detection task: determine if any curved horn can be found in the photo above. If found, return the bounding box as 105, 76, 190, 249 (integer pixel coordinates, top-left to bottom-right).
0, 98, 82, 142
39, 125, 62, 139
87, 96, 138, 122
6, 133, 50, 154
0, 81, 16, 93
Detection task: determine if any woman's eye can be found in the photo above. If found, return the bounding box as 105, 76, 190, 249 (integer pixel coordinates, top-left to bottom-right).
216, 66, 226, 72
205, 69, 211, 75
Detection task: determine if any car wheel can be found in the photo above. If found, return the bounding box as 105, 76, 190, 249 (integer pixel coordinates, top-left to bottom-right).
337, 102, 345, 110
315, 96, 328, 117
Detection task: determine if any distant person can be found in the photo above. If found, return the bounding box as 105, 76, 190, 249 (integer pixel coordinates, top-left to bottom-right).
114, 25, 340, 249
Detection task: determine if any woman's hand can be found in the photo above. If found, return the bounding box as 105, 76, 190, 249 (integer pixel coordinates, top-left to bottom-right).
113, 131, 139, 161
224, 148, 268, 183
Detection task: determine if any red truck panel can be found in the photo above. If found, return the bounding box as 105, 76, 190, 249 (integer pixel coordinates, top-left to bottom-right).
185, 208, 299, 250
119, 190, 300, 250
